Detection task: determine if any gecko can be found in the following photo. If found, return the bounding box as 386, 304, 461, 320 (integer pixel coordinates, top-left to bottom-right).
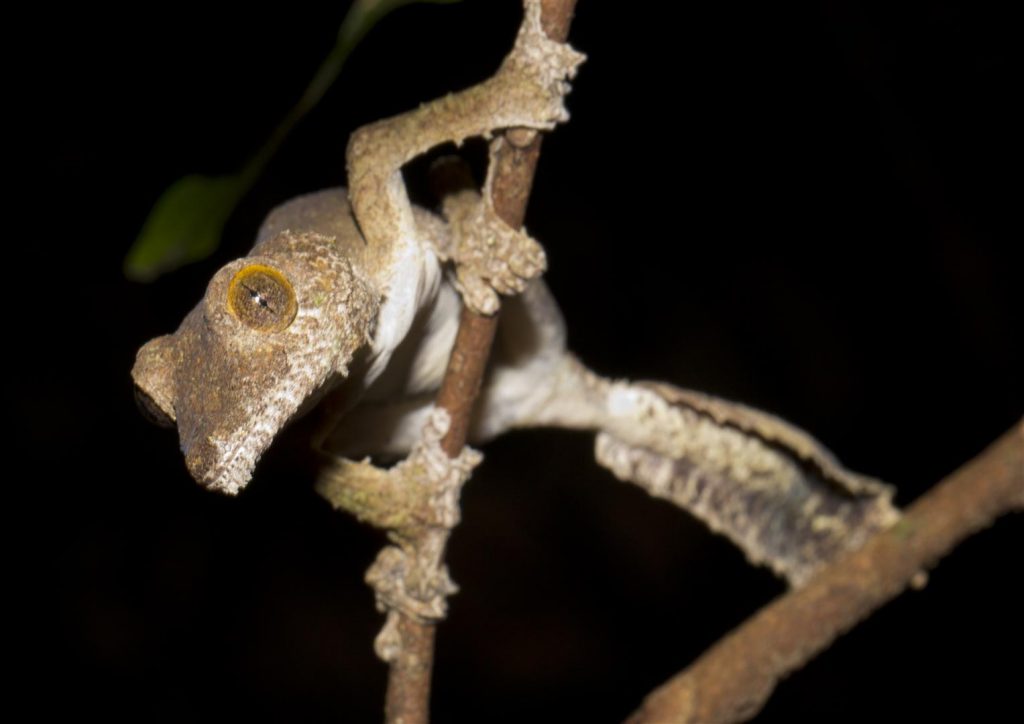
132, 0, 898, 590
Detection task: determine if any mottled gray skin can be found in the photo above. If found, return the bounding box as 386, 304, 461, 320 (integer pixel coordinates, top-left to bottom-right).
133, 0, 898, 584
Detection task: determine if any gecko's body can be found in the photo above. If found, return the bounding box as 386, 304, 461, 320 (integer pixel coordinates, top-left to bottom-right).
133, 0, 898, 587
252, 187, 575, 459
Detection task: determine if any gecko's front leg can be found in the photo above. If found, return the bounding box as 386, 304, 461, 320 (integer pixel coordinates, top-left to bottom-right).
346, 0, 584, 316
315, 407, 481, 660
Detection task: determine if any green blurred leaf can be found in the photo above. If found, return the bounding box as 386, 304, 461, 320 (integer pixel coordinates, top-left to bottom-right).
124, 174, 246, 282
343, 0, 462, 43
125, 0, 462, 282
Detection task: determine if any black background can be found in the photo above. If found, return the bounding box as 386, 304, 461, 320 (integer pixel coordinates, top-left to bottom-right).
18, 1, 1021, 721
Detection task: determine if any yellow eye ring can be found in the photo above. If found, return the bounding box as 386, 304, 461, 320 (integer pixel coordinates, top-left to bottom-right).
227, 264, 298, 333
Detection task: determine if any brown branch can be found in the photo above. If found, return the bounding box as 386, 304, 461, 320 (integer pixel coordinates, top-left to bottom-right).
383, 2, 579, 722
627, 420, 1024, 724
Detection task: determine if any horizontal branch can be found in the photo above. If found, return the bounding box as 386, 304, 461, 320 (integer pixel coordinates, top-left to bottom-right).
628, 420, 1023, 724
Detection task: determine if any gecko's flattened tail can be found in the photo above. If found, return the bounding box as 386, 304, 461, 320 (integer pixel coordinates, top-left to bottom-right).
592, 381, 899, 585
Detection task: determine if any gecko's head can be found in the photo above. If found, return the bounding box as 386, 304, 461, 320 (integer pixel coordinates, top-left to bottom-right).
132, 231, 378, 495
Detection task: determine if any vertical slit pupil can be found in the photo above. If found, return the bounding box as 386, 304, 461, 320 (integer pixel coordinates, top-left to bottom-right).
229, 265, 297, 332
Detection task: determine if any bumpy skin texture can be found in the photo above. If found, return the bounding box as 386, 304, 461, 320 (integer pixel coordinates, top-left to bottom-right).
594, 384, 899, 585
134, 230, 378, 495
133, 0, 899, 584
344, 0, 583, 316
133, 0, 583, 497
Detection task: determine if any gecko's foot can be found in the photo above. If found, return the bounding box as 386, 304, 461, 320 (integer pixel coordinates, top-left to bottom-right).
443, 188, 547, 315
395, 406, 483, 530
494, 0, 586, 131
316, 406, 481, 530
366, 542, 457, 626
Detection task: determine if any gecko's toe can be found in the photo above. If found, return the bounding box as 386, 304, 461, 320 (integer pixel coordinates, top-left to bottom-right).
456, 271, 501, 316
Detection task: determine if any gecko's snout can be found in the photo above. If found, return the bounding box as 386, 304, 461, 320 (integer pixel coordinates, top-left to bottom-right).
132, 334, 178, 427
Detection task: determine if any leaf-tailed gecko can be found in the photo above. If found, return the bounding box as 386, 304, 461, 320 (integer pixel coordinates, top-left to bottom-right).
133, 0, 898, 587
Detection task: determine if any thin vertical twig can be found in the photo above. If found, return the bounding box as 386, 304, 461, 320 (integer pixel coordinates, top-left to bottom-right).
383, 2, 580, 721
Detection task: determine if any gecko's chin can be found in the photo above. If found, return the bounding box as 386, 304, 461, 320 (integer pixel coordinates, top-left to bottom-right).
200, 472, 249, 497
182, 434, 258, 496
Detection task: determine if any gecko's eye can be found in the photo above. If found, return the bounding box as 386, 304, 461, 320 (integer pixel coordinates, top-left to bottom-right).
227, 264, 298, 332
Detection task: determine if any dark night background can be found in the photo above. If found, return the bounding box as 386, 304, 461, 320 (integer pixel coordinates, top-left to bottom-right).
17, 1, 1020, 721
